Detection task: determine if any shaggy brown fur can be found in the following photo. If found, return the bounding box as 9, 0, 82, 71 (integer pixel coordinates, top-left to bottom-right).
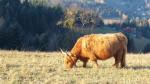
62, 32, 128, 69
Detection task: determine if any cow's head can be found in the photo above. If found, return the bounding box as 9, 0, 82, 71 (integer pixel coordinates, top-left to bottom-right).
61, 49, 76, 69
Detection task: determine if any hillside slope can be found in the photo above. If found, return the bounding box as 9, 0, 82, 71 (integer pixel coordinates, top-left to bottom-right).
58, 0, 150, 18
0, 51, 150, 83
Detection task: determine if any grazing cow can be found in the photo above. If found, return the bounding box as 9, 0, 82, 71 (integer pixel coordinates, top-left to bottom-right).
61, 32, 128, 69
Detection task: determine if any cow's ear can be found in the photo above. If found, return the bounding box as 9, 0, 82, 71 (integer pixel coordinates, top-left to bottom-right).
67, 52, 72, 56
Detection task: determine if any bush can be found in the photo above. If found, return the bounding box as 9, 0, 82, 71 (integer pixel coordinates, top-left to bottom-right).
143, 43, 150, 53
126, 35, 135, 53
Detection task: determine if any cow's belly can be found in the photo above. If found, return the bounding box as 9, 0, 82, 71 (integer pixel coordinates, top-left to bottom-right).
81, 47, 114, 60
97, 54, 112, 60
95, 49, 113, 60
78, 56, 89, 62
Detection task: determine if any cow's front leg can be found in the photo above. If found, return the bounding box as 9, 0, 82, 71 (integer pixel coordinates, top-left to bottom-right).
92, 60, 99, 68
74, 58, 78, 67
83, 61, 87, 67
89, 55, 99, 68
74, 63, 77, 67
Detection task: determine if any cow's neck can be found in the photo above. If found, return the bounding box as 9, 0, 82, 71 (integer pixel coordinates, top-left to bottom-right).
70, 55, 78, 65
70, 41, 81, 57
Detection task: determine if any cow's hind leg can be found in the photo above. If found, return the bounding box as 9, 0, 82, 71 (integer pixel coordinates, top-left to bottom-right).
115, 49, 126, 68
113, 55, 119, 68
113, 50, 123, 68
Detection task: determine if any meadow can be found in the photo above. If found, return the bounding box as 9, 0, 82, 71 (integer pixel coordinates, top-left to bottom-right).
0, 50, 150, 84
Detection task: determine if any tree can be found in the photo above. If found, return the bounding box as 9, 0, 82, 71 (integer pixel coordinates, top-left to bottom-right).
0, 22, 23, 50
0, 0, 65, 51
63, 8, 104, 28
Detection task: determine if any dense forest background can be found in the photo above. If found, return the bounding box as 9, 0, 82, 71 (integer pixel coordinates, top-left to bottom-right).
0, 0, 150, 53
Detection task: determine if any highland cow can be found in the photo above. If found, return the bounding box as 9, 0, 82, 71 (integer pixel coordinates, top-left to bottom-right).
61, 32, 128, 69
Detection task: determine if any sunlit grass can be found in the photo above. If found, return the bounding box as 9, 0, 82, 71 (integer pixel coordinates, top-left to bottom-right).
0, 50, 150, 84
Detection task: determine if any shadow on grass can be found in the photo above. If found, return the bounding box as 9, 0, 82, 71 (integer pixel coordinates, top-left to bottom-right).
73, 65, 112, 69
73, 66, 90, 68
126, 66, 150, 70
74, 65, 150, 70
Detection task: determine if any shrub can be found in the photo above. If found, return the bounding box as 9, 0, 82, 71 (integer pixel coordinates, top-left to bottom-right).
143, 43, 150, 53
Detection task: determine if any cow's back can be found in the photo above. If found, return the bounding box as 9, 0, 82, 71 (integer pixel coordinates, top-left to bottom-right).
80, 33, 127, 60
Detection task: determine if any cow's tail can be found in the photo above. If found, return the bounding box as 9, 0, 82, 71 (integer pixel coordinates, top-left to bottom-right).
121, 46, 127, 68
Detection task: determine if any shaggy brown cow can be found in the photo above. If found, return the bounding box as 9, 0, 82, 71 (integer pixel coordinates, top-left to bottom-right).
61, 32, 128, 69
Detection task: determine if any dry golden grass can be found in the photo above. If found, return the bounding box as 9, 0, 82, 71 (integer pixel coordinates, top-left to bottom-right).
0, 50, 150, 84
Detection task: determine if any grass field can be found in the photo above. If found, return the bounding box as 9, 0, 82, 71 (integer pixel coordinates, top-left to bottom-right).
0, 50, 150, 84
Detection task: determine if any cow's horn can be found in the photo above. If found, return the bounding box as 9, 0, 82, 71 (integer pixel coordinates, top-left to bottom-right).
67, 52, 72, 56
60, 49, 68, 56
